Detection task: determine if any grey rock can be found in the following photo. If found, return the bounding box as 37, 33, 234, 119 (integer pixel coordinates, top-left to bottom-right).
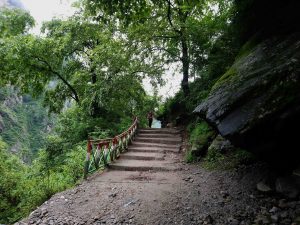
194, 33, 300, 169
227, 217, 239, 225
270, 214, 279, 222
280, 211, 288, 218
278, 199, 289, 208
257, 181, 273, 193
281, 218, 292, 224
269, 207, 279, 213
203, 215, 213, 224
208, 135, 234, 154
254, 215, 271, 224
108, 193, 117, 198
276, 176, 299, 199
220, 191, 229, 198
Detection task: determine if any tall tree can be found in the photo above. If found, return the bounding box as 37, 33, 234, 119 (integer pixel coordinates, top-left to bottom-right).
82, 0, 232, 96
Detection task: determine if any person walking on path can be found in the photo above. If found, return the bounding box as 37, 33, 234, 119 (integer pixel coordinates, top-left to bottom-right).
147, 111, 154, 128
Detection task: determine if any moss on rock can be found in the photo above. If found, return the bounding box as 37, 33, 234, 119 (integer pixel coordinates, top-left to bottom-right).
185, 119, 216, 162
194, 33, 300, 170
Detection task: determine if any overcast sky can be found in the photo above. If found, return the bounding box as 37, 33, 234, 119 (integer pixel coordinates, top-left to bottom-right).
18, 0, 181, 99
20, 0, 76, 34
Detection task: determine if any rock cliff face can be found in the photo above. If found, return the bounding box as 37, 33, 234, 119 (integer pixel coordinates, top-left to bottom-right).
0, 87, 54, 161
194, 33, 300, 171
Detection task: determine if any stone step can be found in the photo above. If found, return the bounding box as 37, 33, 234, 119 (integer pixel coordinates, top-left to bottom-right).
137, 133, 181, 138
134, 137, 182, 145
130, 141, 181, 149
120, 151, 165, 161
128, 146, 180, 153
138, 128, 180, 135
109, 159, 177, 172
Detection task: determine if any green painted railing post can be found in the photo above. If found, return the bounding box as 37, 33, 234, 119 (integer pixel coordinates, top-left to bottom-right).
84, 117, 138, 179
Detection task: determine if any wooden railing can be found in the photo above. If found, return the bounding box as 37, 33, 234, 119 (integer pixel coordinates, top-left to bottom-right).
84, 117, 138, 179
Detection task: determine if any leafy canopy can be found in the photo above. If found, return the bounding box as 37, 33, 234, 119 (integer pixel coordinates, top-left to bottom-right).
82, 0, 233, 95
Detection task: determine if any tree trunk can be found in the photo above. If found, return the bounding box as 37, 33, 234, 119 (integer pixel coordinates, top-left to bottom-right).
181, 38, 189, 96
90, 66, 101, 117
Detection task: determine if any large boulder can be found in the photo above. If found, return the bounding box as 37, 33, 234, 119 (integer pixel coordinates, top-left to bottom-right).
194, 33, 300, 171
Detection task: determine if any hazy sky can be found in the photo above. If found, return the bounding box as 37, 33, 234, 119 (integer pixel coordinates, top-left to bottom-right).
19, 0, 181, 98
21, 0, 76, 33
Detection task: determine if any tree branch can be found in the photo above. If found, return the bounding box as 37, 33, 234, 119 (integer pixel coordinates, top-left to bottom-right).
166, 0, 181, 34
152, 35, 180, 39
35, 57, 80, 103
147, 46, 180, 60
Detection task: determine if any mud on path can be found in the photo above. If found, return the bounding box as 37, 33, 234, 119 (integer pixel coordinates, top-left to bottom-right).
17, 128, 300, 225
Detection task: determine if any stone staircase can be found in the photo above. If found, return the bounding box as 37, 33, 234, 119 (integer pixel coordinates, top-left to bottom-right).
109, 128, 182, 172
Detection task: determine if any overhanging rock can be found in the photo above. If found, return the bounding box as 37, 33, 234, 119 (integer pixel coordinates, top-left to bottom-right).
194, 33, 300, 170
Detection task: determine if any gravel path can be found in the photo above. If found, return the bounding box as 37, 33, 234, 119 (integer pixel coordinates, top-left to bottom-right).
16, 161, 300, 225
15, 129, 300, 225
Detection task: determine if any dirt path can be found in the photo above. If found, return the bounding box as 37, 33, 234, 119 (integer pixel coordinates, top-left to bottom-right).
16, 129, 300, 225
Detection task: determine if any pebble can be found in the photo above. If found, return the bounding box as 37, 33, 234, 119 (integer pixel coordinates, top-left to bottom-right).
249, 194, 255, 199
280, 211, 288, 218
269, 206, 279, 213
256, 181, 272, 193
109, 193, 117, 198
203, 215, 213, 224
270, 214, 279, 222
227, 217, 239, 225
220, 191, 229, 198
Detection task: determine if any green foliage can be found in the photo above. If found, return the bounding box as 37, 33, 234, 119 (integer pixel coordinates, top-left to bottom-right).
83, 0, 235, 94
0, 138, 26, 223
203, 146, 225, 169
0, 87, 54, 162
188, 120, 215, 146
184, 119, 216, 163
0, 136, 86, 224
184, 150, 198, 163
0, 8, 34, 38
159, 77, 212, 125
203, 147, 254, 170
1, 10, 163, 116
211, 67, 237, 91
235, 36, 259, 59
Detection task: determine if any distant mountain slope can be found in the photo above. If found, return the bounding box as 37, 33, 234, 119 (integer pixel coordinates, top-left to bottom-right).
0, 86, 54, 163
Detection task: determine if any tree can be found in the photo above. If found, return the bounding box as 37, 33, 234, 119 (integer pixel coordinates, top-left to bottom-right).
0, 8, 34, 38
0, 8, 34, 82
1, 11, 163, 116
82, 0, 233, 96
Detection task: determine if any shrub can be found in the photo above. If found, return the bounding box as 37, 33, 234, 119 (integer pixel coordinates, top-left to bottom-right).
203, 147, 255, 170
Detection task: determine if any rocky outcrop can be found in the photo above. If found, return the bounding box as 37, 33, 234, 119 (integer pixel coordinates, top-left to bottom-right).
194, 33, 300, 171
207, 135, 234, 154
